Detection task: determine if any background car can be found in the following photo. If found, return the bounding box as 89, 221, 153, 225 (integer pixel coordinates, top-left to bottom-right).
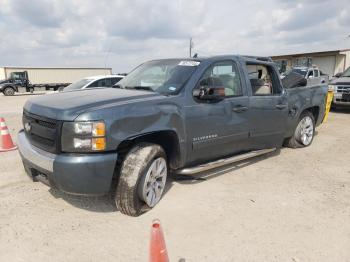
61, 75, 125, 92
280, 66, 328, 86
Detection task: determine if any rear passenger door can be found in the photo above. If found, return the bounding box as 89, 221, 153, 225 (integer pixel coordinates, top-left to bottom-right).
246, 63, 288, 149
186, 60, 250, 164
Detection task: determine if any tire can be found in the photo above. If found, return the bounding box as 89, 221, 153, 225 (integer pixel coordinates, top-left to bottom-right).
284, 111, 315, 148
29, 87, 34, 93
3, 87, 15, 96
115, 143, 168, 216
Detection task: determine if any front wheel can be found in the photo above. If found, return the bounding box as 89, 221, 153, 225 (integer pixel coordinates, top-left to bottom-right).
115, 143, 168, 216
3, 87, 15, 96
284, 111, 315, 148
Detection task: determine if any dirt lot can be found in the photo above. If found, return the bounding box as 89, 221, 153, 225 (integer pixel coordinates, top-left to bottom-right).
0, 93, 349, 262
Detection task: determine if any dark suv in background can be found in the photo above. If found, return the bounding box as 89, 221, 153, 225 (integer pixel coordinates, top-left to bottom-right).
329, 66, 350, 108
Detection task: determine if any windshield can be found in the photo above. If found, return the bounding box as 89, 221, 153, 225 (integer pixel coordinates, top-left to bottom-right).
342, 67, 350, 77
115, 59, 199, 95
64, 79, 91, 91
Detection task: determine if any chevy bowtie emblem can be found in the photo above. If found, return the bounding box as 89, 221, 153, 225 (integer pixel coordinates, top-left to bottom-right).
24, 122, 31, 132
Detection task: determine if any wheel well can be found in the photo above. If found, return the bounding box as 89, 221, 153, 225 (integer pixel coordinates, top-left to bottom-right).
304, 106, 320, 123
116, 131, 181, 170
2, 86, 16, 93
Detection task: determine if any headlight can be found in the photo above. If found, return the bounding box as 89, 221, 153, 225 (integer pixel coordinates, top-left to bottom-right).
61, 121, 106, 152
328, 85, 336, 92
74, 122, 105, 136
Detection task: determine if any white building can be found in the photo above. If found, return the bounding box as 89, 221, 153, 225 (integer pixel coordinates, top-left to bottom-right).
0, 66, 112, 84
271, 49, 350, 76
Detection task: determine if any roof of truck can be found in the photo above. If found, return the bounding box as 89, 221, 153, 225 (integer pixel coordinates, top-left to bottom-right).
149, 55, 273, 63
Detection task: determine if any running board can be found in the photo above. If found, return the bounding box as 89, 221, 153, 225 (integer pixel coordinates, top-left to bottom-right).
175, 148, 276, 175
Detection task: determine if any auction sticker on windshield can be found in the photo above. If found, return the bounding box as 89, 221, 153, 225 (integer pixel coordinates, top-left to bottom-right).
178, 61, 200, 66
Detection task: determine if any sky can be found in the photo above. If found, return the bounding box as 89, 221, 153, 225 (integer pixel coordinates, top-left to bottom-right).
0, 0, 349, 73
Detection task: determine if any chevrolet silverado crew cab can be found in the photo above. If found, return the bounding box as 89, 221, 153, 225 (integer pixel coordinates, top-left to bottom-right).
18, 55, 328, 216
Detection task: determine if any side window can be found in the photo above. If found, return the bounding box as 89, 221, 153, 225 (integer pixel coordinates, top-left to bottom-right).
247, 64, 281, 96
307, 70, 314, 78
314, 70, 319, 77
104, 78, 112, 86
197, 61, 242, 97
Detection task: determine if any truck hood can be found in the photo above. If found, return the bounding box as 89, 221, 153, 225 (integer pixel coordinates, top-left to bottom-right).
0, 79, 9, 85
24, 88, 162, 121
330, 76, 350, 85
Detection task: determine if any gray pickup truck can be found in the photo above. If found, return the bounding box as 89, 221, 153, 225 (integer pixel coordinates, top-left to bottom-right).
18, 55, 328, 216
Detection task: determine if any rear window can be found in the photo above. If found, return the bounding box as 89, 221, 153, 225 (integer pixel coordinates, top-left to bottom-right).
291, 69, 307, 77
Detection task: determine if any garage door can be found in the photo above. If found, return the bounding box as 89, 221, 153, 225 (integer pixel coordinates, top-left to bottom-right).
312, 56, 336, 76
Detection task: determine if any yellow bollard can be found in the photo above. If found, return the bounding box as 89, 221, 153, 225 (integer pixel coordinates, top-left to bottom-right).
323, 90, 334, 123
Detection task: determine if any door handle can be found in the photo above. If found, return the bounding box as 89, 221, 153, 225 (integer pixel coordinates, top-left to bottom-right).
232, 106, 248, 113
275, 104, 287, 110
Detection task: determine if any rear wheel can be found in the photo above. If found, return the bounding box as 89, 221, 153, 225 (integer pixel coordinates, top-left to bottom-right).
284, 111, 315, 148
115, 143, 167, 216
3, 87, 15, 96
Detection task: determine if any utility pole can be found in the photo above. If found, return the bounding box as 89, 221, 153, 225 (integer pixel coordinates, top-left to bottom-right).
189, 37, 194, 58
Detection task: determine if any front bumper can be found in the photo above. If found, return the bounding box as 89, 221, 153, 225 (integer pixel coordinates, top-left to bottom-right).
333, 92, 350, 106
18, 130, 118, 195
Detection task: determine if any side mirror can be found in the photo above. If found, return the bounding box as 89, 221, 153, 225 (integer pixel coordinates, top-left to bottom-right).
334, 72, 342, 78
193, 86, 225, 101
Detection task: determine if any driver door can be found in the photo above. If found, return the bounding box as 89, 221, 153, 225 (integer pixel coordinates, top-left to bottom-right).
185, 60, 250, 165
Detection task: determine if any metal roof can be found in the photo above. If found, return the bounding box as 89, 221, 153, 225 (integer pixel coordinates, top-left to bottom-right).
271, 49, 350, 59
0, 66, 112, 70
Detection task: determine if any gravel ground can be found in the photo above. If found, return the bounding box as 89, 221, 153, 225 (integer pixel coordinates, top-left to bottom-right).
0, 93, 349, 262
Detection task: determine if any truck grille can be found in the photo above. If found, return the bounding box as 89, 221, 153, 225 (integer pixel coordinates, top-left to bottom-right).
337, 85, 350, 94
22, 111, 60, 153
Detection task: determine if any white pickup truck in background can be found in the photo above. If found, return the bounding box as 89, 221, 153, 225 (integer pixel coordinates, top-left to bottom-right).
281, 66, 329, 86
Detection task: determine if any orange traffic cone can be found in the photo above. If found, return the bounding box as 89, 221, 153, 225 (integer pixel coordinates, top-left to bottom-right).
0, 117, 17, 152
150, 220, 169, 262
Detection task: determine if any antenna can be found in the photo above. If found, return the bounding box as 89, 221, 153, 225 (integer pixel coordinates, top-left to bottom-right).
189, 37, 194, 58
104, 42, 113, 75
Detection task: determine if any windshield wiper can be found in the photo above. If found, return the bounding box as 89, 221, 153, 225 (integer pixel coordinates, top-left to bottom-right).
125, 86, 154, 92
